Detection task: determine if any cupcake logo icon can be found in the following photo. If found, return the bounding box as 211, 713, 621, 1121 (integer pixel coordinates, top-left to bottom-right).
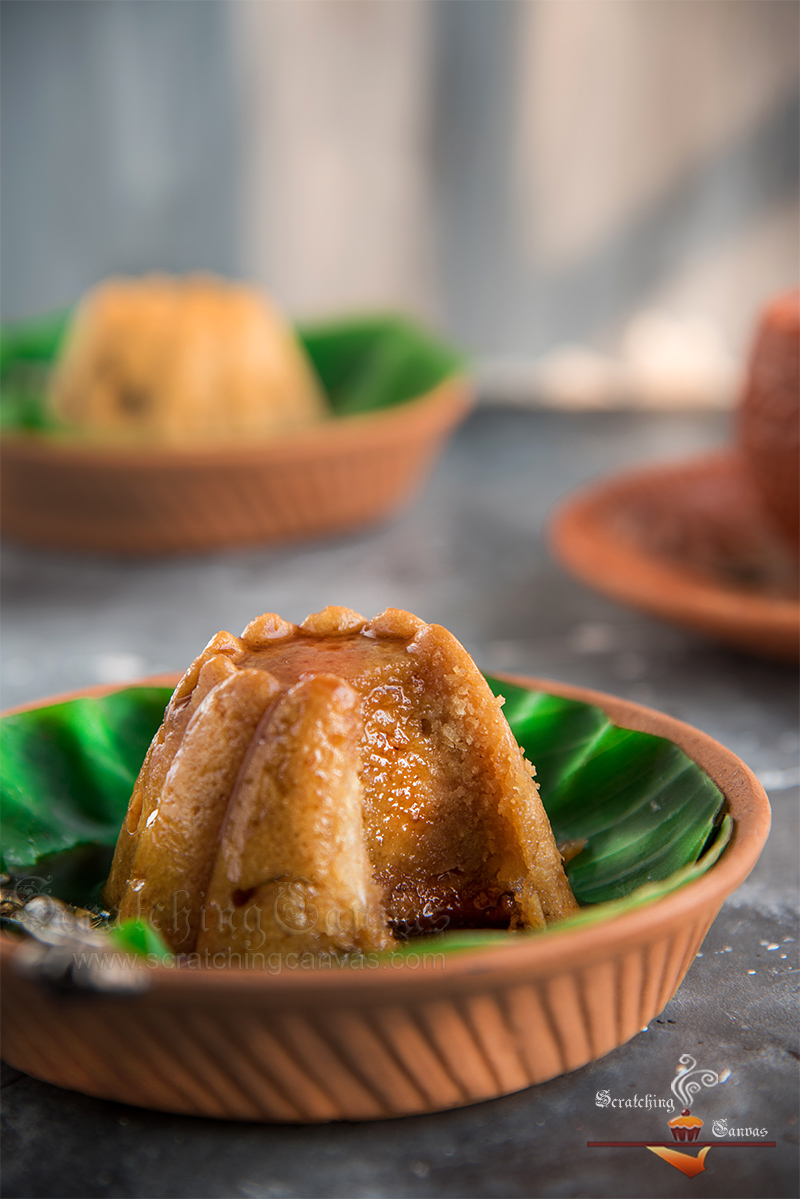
667, 1054, 720, 1142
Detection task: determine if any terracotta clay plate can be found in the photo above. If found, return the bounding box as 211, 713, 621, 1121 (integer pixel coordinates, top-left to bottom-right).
550, 452, 800, 661
0, 674, 770, 1122
0, 314, 471, 555
0, 380, 471, 555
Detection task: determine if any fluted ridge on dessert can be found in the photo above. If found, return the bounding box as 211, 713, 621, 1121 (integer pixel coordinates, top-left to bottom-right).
104, 606, 579, 954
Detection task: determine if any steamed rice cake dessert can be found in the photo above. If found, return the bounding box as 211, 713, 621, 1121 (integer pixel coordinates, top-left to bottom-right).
104, 607, 578, 956
48, 275, 327, 445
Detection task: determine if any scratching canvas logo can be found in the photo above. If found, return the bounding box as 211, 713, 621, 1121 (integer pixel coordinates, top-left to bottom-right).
589, 1053, 774, 1177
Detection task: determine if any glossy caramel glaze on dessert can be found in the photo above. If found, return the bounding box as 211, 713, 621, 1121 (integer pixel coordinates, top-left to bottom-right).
104, 607, 578, 955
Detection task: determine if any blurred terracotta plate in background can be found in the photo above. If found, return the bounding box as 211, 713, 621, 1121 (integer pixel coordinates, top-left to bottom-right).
550, 452, 800, 661
0, 313, 471, 555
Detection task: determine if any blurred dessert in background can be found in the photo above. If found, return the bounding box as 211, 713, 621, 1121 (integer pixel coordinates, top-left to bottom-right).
737, 290, 800, 558
549, 288, 800, 659
1, 296, 469, 554
610, 453, 797, 599
48, 275, 328, 445
608, 290, 799, 597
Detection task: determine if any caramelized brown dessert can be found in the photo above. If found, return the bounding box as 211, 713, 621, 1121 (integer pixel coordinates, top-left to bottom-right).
738, 289, 800, 557
615, 454, 798, 599
49, 275, 328, 445
105, 607, 578, 955
609, 292, 800, 601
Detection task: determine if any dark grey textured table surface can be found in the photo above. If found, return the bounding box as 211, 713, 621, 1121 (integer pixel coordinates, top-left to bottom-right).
2, 408, 798, 1199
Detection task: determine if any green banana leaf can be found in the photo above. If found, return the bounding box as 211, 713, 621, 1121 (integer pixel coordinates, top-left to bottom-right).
1, 688, 172, 904
0, 677, 728, 947
486, 677, 726, 905
0, 310, 465, 432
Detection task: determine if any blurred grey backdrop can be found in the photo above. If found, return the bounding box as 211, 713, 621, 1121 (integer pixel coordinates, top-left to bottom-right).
2, 0, 798, 387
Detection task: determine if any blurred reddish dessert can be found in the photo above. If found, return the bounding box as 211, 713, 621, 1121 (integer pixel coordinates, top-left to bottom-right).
612, 292, 800, 599
549, 290, 800, 659
611, 453, 797, 599
738, 290, 800, 557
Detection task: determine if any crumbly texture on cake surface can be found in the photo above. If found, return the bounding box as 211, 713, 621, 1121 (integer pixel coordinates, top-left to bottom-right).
105, 607, 579, 954
48, 275, 328, 445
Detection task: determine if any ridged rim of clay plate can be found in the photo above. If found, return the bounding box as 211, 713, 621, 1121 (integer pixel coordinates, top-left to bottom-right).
0, 376, 472, 554
1, 672, 770, 996
549, 452, 800, 661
